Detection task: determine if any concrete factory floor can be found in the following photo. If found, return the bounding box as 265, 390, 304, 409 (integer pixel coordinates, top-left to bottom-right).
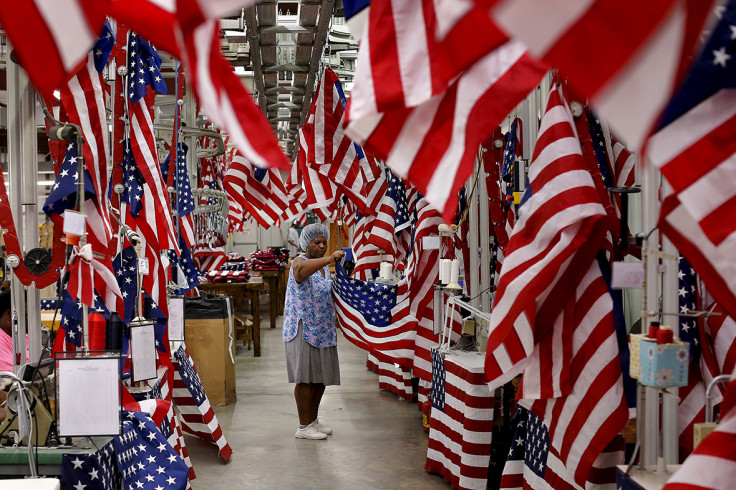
185, 297, 448, 489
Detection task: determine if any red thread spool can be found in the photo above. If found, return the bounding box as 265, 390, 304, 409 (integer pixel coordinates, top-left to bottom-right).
648, 325, 660, 339
657, 327, 674, 345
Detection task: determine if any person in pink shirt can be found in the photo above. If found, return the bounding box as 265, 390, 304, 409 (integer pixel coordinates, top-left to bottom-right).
0, 290, 11, 420
0, 290, 13, 373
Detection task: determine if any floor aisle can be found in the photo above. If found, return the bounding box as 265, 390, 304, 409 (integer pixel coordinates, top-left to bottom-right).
184, 300, 449, 489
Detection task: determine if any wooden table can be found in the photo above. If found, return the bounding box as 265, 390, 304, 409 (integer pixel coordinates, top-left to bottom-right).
197, 282, 263, 357
260, 269, 284, 329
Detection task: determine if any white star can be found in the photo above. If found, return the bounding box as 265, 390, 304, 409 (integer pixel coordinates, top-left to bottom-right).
167, 454, 178, 464
146, 431, 157, 441
155, 465, 166, 474
166, 476, 176, 485
88, 468, 99, 480
71, 457, 84, 469
73, 482, 87, 490
147, 454, 156, 464
730, 25, 736, 40
713, 46, 731, 67
145, 474, 156, 482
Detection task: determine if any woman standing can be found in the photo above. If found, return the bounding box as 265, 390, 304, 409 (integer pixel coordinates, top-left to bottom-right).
283, 223, 346, 440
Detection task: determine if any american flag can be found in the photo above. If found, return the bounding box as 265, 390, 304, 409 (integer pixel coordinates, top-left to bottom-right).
57, 290, 109, 349
332, 262, 417, 366
193, 247, 227, 272
425, 352, 494, 490
430, 348, 445, 412
518, 257, 628, 487
341, 0, 370, 41
120, 143, 145, 218
172, 343, 233, 462
169, 142, 200, 293
127, 32, 167, 102
485, 81, 608, 390
351, 213, 383, 281
173, 0, 289, 170
114, 411, 189, 490
366, 171, 411, 261
648, 0, 736, 325
126, 31, 178, 254
93, 20, 114, 73
665, 375, 736, 490
282, 158, 308, 224
500, 408, 579, 490
345, 1, 547, 222
307, 67, 370, 215
488, 0, 717, 151
0, 1, 108, 99
114, 247, 138, 325
61, 440, 120, 490
224, 152, 289, 228
43, 142, 96, 217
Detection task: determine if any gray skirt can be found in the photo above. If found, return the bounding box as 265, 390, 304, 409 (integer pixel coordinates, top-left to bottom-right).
285, 322, 341, 385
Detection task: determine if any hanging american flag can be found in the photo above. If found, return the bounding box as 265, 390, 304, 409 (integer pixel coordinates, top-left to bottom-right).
61, 440, 120, 490
501, 118, 522, 213
649, 0, 736, 325
366, 171, 411, 261
93, 20, 114, 73
488, 0, 717, 151
127, 32, 168, 102
0, 1, 108, 99
484, 81, 608, 390
114, 411, 189, 490
113, 247, 138, 325
346, 38, 546, 222
119, 144, 145, 218
172, 343, 233, 462
57, 290, 109, 348
517, 257, 628, 487
224, 152, 289, 228
43, 142, 96, 217
332, 262, 417, 366
307, 68, 370, 215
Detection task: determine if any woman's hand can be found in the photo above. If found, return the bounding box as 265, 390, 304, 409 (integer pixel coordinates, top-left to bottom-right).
330, 250, 346, 264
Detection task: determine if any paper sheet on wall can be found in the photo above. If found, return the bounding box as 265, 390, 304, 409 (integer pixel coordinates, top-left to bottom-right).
57, 357, 120, 436
131, 322, 157, 382
168, 298, 185, 341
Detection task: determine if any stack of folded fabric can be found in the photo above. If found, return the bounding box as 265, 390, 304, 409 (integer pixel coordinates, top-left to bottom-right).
225, 251, 246, 263
267, 247, 289, 263
250, 250, 281, 271
206, 260, 251, 283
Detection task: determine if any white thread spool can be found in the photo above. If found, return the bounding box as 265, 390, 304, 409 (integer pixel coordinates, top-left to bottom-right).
379, 262, 393, 280
450, 259, 459, 284
440, 259, 451, 284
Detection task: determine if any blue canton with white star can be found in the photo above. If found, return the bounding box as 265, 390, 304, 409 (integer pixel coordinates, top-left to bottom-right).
59, 289, 110, 347
174, 348, 207, 406
43, 142, 96, 217
506, 408, 550, 479
679, 256, 700, 360
332, 263, 397, 328
431, 348, 445, 412
61, 439, 120, 490
93, 20, 115, 74
114, 411, 188, 490
386, 171, 411, 233
659, 0, 736, 128
127, 32, 167, 104
120, 143, 146, 218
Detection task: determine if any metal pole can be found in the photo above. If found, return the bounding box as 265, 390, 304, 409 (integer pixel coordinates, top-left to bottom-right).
467, 163, 480, 309
640, 156, 660, 467
6, 53, 30, 371
477, 154, 492, 313
660, 178, 679, 465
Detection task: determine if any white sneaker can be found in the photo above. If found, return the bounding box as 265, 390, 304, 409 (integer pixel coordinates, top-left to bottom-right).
312, 418, 333, 435
295, 424, 327, 440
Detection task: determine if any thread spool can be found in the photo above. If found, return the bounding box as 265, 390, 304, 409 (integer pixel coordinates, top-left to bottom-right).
379, 262, 393, 280
440, 259, 451, 284
657, 325, 674, 344
450, 259, 459, 284
648, 321, 660, 339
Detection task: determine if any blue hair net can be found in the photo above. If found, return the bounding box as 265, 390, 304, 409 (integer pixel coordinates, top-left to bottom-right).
299, 223, 330, 251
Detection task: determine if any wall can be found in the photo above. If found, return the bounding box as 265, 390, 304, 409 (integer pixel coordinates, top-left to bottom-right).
228, 220, 291, 257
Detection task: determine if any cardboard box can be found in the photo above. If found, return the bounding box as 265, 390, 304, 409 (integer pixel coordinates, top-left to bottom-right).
185, 298, 237, 406
638, 338, 689, 388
